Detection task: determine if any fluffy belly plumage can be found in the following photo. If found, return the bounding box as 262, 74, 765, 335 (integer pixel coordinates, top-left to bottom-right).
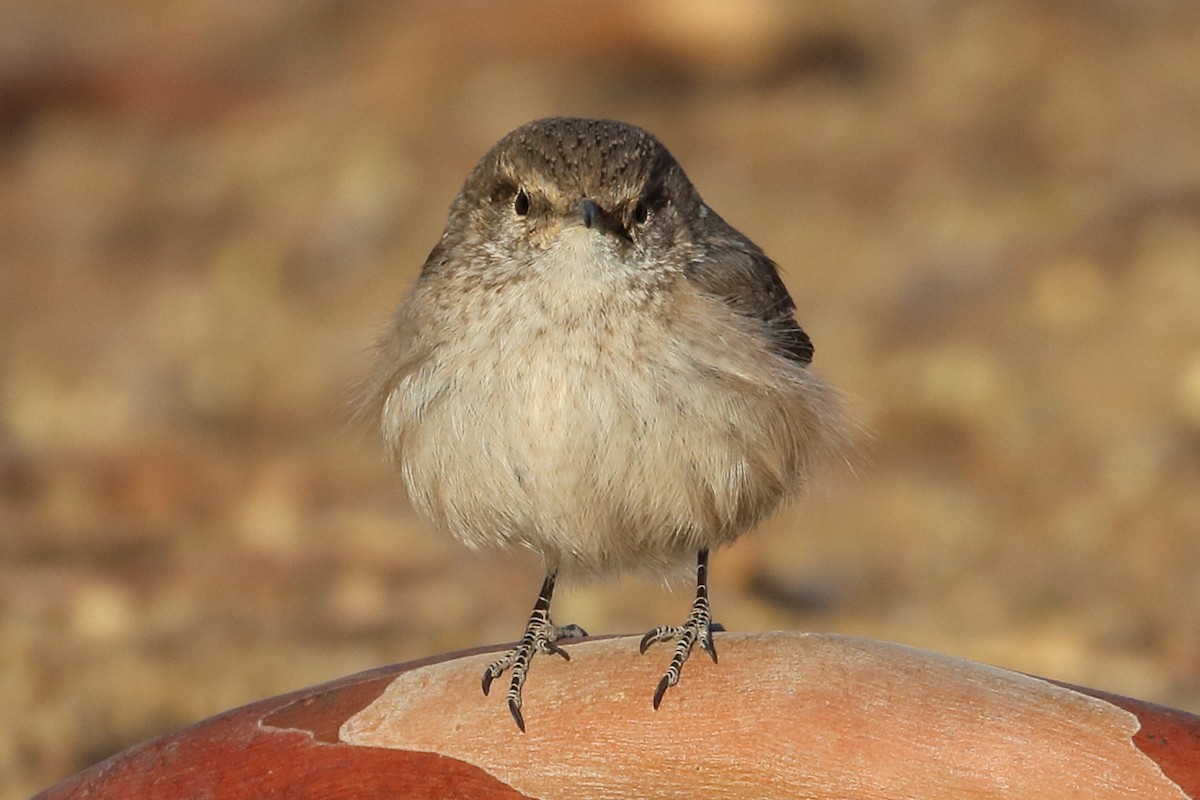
386, 286, 824, 576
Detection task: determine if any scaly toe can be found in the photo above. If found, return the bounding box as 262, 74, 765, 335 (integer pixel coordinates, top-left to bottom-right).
481, 615, 584, 731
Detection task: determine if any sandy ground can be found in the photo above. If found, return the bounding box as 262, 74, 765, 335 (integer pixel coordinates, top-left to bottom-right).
3, 2, 1200, 796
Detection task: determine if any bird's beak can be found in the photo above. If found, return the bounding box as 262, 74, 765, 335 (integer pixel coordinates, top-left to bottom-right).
573, 198, 627, 240
580, 198, 602, 230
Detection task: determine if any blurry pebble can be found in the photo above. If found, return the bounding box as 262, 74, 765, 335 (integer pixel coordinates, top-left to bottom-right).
237, 463, 302, 555
71, 582, 136, 641
1031, 258, 1108, 331
889, 346, 1001, 422
330, 570, 391, 630
1101, 432, 1167, 502
1178, 353, 1200, 431
637, 0, 787, 70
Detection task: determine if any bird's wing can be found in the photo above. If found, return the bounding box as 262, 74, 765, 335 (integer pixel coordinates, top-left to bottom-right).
684, 224, 814, 366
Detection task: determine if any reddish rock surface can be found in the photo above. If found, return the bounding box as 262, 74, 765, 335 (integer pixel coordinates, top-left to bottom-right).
35, 634, 1200, 799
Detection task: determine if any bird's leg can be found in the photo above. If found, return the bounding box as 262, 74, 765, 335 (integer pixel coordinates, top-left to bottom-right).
481, 571, 587, 732
639, 548, 720, 709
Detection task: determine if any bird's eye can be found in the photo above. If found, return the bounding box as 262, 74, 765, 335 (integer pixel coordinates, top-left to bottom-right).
633, 200, 649, 225
513, 188, 530, 216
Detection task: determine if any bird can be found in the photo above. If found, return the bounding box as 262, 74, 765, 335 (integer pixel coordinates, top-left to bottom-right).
363, 117, 842, 732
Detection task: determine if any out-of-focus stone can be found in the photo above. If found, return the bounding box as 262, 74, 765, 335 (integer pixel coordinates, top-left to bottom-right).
70, 581, 137, 641
1178, 353, 1200, 431
889, 346, 1002, 424
1031, 258, 1109, 332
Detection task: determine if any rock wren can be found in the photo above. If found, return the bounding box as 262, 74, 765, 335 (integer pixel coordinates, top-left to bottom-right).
365, 117, 841, 731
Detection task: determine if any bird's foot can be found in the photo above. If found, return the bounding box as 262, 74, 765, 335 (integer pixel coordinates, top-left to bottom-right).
639, 595, 722, 709
482, 617, 586, 732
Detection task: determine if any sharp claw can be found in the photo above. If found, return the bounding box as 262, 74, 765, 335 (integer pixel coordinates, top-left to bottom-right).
485, 575, 579, 731
483, 619, 582, 729
508, 697, 526, 733
645, 551, 716, 710
652, 673, 671, 710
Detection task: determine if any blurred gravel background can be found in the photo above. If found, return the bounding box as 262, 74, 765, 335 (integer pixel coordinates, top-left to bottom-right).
3, 1, 1200, 796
